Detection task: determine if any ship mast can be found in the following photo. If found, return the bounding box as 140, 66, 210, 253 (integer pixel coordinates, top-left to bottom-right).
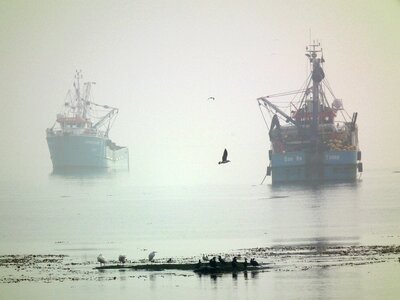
73, 70, 83, 119
306, 42, 325, 145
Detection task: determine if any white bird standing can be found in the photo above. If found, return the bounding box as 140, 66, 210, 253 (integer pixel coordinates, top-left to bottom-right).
202, 254, 209, 262
148, 251, 157, 262
118, 255, 127, 265
218, 149, 230, 164
97, 254, 106, 266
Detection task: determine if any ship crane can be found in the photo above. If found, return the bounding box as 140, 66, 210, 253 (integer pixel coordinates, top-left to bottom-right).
91, 103, 119, 137
257, 96, 297, 126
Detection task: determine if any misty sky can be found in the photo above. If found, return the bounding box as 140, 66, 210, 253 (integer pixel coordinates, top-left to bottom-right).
0, 0, 399, 186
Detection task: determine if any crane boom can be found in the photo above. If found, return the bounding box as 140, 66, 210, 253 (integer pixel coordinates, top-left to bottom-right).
92, 107, 118, 129
257, 97, 297, 126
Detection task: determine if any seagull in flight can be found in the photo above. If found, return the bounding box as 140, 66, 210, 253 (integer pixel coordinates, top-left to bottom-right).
207, 97, 215, 101
218, 149, 230, 164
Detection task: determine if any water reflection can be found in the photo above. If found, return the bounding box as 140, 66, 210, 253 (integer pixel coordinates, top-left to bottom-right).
270, 180, 360, 190
266, 180, 363, 299
48, 167, 131, 188
50, 168, 120, 178
268, 179, 361, 246
118, 269, 127, 281
196, 270, 261, 284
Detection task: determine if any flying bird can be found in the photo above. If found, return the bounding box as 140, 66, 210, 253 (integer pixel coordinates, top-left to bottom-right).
207, 97, 215, 101
118, 255, 127, 265
97, 254, 106, 266
148, 251, 157, 262
218, 148, 230, 164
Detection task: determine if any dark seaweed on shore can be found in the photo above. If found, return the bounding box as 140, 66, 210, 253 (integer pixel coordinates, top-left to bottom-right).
1, 245, 399, 284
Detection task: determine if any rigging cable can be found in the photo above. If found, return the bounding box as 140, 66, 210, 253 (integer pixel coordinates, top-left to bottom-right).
322, 78, 336, 99
263, 88, 307, 99
296, 73, 313, 110
258, 101, 271, 131
260, 170, 269, 185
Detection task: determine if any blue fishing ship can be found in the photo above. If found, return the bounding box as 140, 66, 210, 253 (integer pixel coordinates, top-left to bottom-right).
46, 71, 129, 170
258, 42, 362, 184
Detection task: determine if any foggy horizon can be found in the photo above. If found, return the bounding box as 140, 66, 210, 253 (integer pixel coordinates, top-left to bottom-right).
1, 0, 399, 186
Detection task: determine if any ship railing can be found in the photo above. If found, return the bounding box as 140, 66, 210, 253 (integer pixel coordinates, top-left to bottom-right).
47, 126, 111, 139
47, 128, 102, 137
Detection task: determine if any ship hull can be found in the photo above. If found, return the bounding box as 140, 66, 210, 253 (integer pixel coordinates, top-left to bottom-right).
270, 150, 358, 184
46, 134, 128, 170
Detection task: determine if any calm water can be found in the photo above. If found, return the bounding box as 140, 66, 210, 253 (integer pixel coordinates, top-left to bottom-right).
0, 169, 399, 299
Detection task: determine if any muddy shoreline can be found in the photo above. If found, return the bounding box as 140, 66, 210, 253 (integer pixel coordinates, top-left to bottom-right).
1, 245, 399, 284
